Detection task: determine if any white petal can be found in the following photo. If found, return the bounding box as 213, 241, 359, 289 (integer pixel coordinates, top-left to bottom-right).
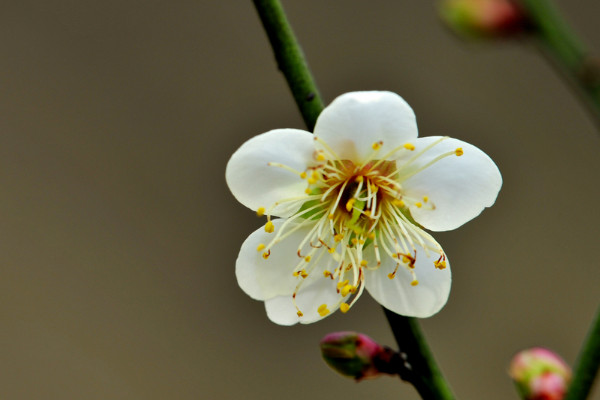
226, 129, 316, 217
265, 276, 343, 325
401, 136, 502, 231
236, 219, 339, 302
314, 91, 418, 163
365, 246, 451, 318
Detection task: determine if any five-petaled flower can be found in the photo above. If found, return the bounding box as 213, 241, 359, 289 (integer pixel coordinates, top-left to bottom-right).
226, 91, 501, 325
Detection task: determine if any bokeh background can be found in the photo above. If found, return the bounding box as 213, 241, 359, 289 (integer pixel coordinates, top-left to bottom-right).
1, 1, 599, 399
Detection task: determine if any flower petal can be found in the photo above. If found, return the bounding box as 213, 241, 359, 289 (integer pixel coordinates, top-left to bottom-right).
236, 219, 338, 301
365, 245, 451, 318
314, 91, 418, 163
265, 276, 343, 325
401, 136, 502, 231
226, 129, 316, 217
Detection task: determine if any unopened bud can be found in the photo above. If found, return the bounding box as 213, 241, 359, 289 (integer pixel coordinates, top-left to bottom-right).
320, 331, 396, 381
439, 0, 527, 39
509, 347, 572, 400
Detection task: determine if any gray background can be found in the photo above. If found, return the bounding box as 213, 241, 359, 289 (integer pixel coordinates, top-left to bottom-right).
1, 1, 599, 399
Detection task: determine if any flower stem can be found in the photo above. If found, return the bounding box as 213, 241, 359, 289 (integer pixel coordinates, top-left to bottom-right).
564, 304, 600, 400
519, 0, 600, 129
252, 0, 325, 131
384, 308, 455, 400
252, 1, 455, 398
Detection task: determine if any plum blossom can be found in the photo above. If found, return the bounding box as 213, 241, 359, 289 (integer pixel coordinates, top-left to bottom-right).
226, 91, 501, 325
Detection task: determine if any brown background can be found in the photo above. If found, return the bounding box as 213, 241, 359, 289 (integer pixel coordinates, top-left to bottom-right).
1, 1, 599, 399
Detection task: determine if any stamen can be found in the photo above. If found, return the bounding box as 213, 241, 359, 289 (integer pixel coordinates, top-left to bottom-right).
388, 263, 400, 279
340, 303, 350, 313
434, 254, 447, 269
455, 148, 463, 156
346, 198, 355, 212
337, 280, 349, 290
256, 243, 266, 251
341, 284, 355, 297
399, 148, 459, 181
267, 162, 305, 176
264, 221, 275, 233
314, 136, 342, 160
317, 304, 330, 317
256, 207, 265, 217
360, 141, 384, 167
403, 143, 415, 151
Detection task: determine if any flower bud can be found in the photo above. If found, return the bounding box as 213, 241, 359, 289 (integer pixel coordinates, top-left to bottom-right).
509, 347, 572, 400
438, 0, 527, 39
320, 331, 390, 381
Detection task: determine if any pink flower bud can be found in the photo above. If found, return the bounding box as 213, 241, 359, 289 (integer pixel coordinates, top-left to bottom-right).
320, 331, 390, 381
439, 0, 527, 39
509, 347, 572, 400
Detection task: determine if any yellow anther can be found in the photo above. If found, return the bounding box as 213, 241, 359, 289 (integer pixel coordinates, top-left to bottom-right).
340, 303, 350, 313
328, 247, 336, 254
359, 239, 365, 245
304, 256, 311, 262
316, 153, 326, 161
388, 272, 396, 279
256, 207, 266, 217
434, 260, 447, 270
455, 148, 464, 156
300, 270, 308, 279
346, 198, 355, 212
355, 175, 364, 183
323, 270, 332, 278
305, 188, 311, 194
341, 285, 355, 297
264, 221, 275, 233
402, 256, 411, 264
307, 177, 317, 184
337, 280, 349, 289
403, 143, 415, 151
370, 184, 378, 193
411, 280, 419, 286
351, 238, 358, 245
372, 141, 382, 150
415, 202, 422, 208
317, 304, 330, 317
360, 260, 368, 267
262, 252, 270, 259
311, 171, 320, 179
256, 243, 266, 252
364, 210, 371, 217
334, 234, 344, 242
328, 213, 334, 220
393, 199, 405, 208
297, 310, 304, 317
368, 233, 376, 240
300, 171, 307, 179
423, 196, 429, 203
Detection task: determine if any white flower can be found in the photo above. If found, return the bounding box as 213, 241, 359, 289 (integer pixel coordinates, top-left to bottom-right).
226, 91, 502, 325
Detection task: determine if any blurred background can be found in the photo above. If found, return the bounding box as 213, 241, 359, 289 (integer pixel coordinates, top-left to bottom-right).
0, 1, 599, 399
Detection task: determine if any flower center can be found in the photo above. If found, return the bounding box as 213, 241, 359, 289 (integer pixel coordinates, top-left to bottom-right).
258, 137, 461, 318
